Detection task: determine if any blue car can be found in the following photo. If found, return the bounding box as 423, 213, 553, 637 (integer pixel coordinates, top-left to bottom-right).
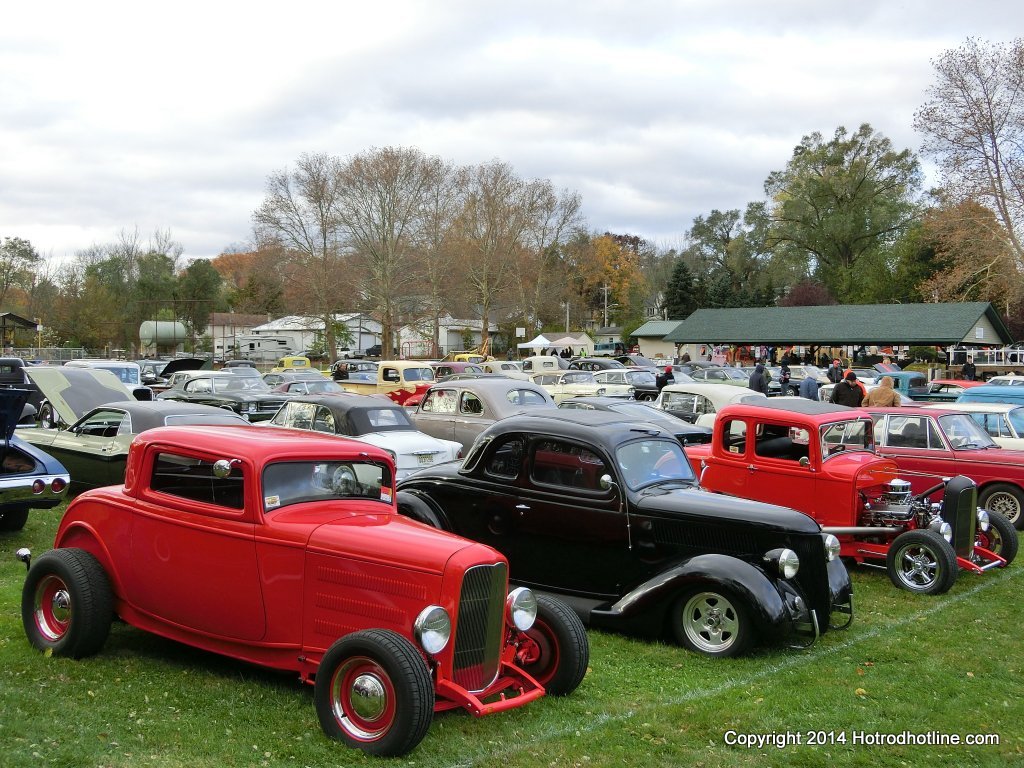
0, 388, 69, 532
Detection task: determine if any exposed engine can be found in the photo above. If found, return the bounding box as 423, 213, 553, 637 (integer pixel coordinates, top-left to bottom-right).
860, 478, 943, 531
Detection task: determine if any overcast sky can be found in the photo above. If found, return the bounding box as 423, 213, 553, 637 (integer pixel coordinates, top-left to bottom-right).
2, 1, 1020, 263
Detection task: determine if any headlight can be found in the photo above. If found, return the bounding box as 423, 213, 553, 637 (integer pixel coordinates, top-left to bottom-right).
928, 519, 953, 542
976, 509, 990, 532
822, 533, 841, 562
764, 548, 800, 579
413, 605, 451, 655
596, 387, 606, 396
246, 402, 258, 413
506, 587, 537, 631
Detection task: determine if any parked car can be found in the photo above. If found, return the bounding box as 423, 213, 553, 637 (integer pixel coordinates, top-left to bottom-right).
26, 365, 154, 430
819, 382, 914, 405
957, 384, 1024, 406
137, 358, 209, 392
363, 344, 383, 358
933, 402, 1024, 450
272, 379, 353, 395
480, 360, 527, 378
520, 355, 569, 373
396, 410, 853, 657
17, 425, 587, 756
688, 367, 752, 387
529, 370, 634, 403
568, 357, 627, 371
687, 400, 1016, 593
264, 394, 462, 480
925, 379, 984, 398
985, 374, 1024, 386
0, 388, 69, 532
263, 369, 330, 388
557, 396, 712, 445
653, 382, 766, 427
614, 354, 659, 369
157, 371, 290, 422
330, 360, 379, 381
0, 356, 43, 409
593, 368, 660, 400
411, 378, 556, 447
22, 399, 250, 494
865, 405, 1024, 529
430, 362, 484, 379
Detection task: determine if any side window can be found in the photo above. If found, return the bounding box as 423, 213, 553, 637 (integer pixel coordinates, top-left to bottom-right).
694, 396, 716, 416
722, 419, 747, 453
150, 453, 244, 510
76, 410, 127, 438
460, 393, 483, 415
754, 423, 808, 461
284, 402, 316, 430
186, 379, 211, 393
886, 416, 930, 448
382, 367, 400, 382
422, 389, 457, 414
531, 439, 608, 490
663, 392, 697, 414
313, 407, 335, 433
486, 437, 525, 478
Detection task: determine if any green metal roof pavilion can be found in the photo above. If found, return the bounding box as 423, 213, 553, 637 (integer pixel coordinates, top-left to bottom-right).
661, 302, 1012, 346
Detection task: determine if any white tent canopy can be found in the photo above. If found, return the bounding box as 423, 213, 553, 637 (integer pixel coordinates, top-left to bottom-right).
517, 332, 593, 352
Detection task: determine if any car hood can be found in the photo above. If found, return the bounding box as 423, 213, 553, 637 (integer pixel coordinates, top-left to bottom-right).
158, 357, 210, 377
635, 484, 821, 533
0, 387, 30, 443
307, 508, 478, 574
26, 366, 138, 425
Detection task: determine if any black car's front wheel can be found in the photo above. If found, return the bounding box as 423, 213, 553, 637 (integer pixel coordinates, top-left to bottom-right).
885, 530, 958, 595
514, 595, 588, 696
315, 630, 434, 757
671, 587, 753, 657
22, 549, 113, 658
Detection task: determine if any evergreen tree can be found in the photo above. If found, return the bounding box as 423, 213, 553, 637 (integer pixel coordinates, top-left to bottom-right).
662, 259, 698, 319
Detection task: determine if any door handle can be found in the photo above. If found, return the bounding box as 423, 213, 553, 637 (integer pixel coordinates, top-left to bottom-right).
746, 464, 757, 473
515, 504, 530, 513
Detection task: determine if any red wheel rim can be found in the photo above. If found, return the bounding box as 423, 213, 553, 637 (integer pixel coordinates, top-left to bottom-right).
516, 621, 560, 687
33, 574, 71, 642
329, 656, 397, 742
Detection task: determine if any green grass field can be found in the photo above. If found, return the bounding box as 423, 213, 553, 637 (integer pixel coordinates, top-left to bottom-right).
2, 508, 1021, 768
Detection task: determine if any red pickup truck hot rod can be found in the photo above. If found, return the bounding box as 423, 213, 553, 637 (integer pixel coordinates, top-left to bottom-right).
17, 425, 587, 757
686, 400, 1017, 595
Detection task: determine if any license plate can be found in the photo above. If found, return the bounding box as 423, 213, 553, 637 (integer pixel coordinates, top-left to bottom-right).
417, 454, 437, 465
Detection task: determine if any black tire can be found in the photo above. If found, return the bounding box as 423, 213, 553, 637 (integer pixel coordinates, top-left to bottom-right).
396, 493, 446, 530
514, 595, 588, 696
22, 549, 113, 658
314, 629, 434, 757
670, 587, 753, 657
885, 529, 958, 595
0, 507, 30, 532
977, 511, 1018, 566
979, 484, 1024, 529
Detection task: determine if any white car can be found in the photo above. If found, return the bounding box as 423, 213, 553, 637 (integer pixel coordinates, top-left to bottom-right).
653, 382, 767, 427
688, 367, 751, 386
926, 402, 1024, 450
529, 370, 634, 403
986, 374, 1024, 386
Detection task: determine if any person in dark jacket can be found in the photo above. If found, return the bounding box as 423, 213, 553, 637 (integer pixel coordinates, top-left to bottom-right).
962, 360, 977, 381
798, 375, 819, 401
748, 363, 769, 395
830, 372, 864, 407
826, 359, 844, 384
655, 365, 674, 391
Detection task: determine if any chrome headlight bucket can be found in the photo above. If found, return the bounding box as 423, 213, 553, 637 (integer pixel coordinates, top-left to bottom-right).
928, 519, 953, 542
822, 533, 841, 562
506, 587, 537, 631
976, 509, 990, 532
413, 605, 451, 655
764, 548, 800, 579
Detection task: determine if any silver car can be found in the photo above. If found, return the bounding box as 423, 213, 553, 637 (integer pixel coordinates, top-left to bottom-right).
411, 378, 556, 447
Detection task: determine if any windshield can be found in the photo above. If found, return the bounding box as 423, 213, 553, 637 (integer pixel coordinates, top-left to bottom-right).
625, 371, 656, 386
937, 413, 997, 449
615, 438, 695, 489
211, 377, 272, 394
820, 418, 874, 458
1009, 408, 1024, 436
262, 460, 392, 511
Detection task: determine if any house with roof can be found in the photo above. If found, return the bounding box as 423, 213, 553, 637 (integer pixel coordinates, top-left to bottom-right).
398, 315, 500, 358
239, 313, 381, 359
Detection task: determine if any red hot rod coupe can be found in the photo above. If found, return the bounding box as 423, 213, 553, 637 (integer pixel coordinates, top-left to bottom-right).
687, 400, 1017, 595
17, 425, 587, 757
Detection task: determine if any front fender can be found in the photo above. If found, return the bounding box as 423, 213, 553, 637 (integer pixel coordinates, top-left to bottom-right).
395, 489, 449, 530
589, 553, 807, 642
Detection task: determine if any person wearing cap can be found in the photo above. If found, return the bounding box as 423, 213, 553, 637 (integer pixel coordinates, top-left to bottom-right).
655, 365, 674, 391
830, 371, 864, 407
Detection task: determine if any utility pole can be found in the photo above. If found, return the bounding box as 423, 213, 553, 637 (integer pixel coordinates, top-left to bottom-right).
601, 284, 611, 327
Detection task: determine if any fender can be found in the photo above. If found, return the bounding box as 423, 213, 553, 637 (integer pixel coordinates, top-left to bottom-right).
588, 553, 802, 641
395, 489, 450, 530
53, 520, 127, 600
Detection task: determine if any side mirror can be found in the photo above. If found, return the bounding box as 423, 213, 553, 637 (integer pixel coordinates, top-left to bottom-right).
799, 456, 810, 468
599, 473, 617, 491
213, 458, 240, 479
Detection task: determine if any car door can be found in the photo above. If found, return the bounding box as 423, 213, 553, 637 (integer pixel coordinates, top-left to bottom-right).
411, 387, 458, 441
44, 407, 131, 491
128, 450, 265, 641
872, 413, 951, 493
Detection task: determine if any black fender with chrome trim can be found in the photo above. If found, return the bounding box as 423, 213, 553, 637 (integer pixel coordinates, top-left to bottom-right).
586, 553, 816, 644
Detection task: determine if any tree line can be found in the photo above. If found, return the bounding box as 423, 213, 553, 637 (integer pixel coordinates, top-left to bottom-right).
3, 37, 1022, 355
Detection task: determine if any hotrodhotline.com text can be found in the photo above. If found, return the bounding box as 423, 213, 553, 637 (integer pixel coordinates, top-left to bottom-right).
723, 730, 1000, 749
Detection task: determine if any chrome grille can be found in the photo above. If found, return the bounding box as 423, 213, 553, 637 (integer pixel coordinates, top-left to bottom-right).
452, 563, 507, 692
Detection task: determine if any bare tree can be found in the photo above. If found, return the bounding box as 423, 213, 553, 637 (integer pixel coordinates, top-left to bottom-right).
914, 38, 1024, 265
334, 146, 441, 358
455, 161, 537, 348
253, 152, 346, 360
